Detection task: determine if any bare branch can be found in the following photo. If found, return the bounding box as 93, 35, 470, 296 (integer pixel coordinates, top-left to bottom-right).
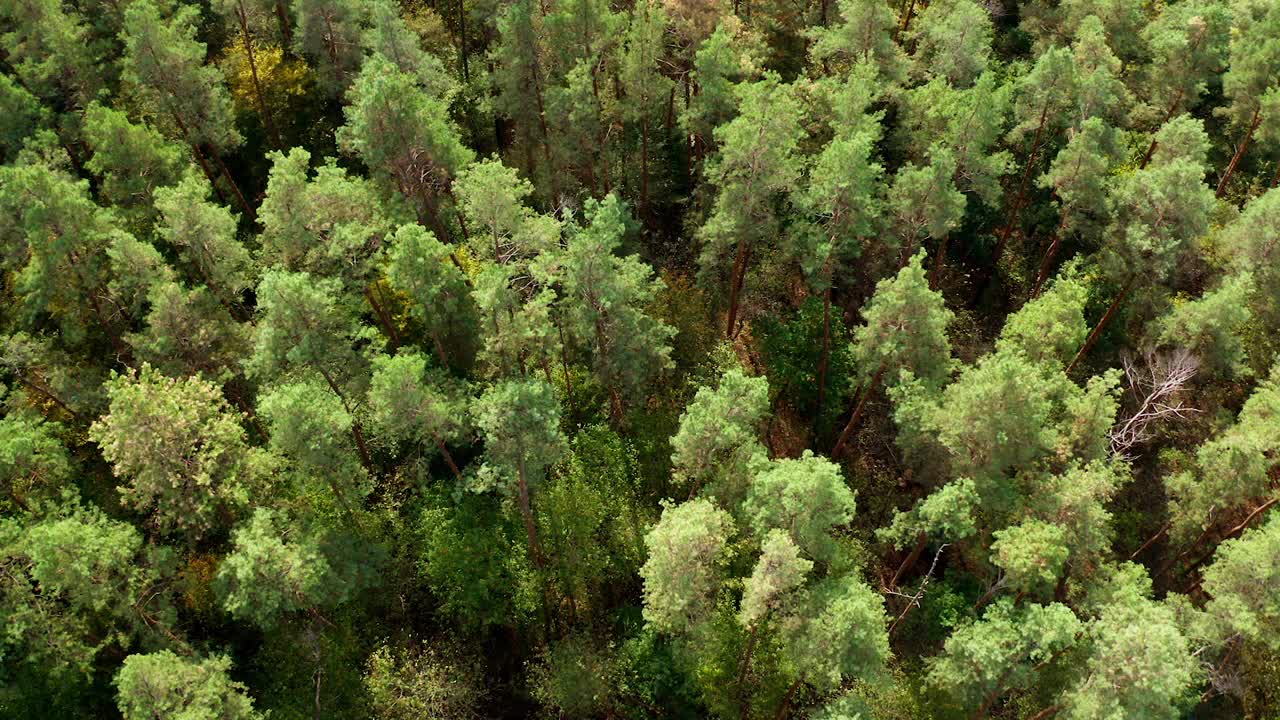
1110, 349, 1200, 459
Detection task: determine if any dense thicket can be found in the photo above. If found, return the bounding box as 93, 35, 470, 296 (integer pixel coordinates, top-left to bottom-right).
1, 0, 1279, 717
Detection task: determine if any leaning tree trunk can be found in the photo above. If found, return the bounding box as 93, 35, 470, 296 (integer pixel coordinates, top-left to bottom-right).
1065, 277, 1134, 375
831, 361, 887, 457
1216, 106, 1263, 198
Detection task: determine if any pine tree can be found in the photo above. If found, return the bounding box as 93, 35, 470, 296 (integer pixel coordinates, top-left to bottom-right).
120, 0, 251, 217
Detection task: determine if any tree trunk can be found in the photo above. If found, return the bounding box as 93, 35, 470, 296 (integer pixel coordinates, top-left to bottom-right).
516, 452, 545, 567
814, 285, 833, 426
1139, 87, 1189, 170
736, 624, 761, 720
236, 3, 282, 149
1129, 521, 1170, 561
773, 679, 803, 720
1216, 107, 1263, 199
432, 433, 463, 480
1030, 214, 1069, 297
210, 150, 255, 222
930, 233, 949, 289
992, 107, 1050, 266
725, 239, 750, 338
831, 361, 887, 458
1065, 277, 1133, 375
317, 365, 374, 470
364, 286, 401, 349
640, 117, 650, 217
890, 532, 928, 588
457, 0, 469, 83
274, 0, 293, 48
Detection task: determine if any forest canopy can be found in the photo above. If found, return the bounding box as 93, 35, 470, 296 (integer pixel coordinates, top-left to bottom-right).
2, 0, 1280, 717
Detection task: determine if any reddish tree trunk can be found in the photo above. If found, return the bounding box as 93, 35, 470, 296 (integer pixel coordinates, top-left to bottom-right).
1216, 107, 1263, 199
831, 361, 887, 457
725, 239, 750, 338
814, 285, 833, 425
236, 3, 282, 148
1065, 277, 1133, 375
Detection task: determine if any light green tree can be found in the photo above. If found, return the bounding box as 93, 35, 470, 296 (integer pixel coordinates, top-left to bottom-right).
670, 367, 770, 500
639, 497, 735, 634
831, 252, 953, 457
698, 74, 805, 337
471, 379, 567, 567
115, 651, 261, 720
91, 365, 257, 541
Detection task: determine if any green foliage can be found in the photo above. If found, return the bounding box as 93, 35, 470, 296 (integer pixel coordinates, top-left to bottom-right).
743, 451, 856, 563
215, 508, 376, 629
363, 642, 484, 720
91, 365, 257, 541
120, 0, 241, 152
115, 651, 261, 720
758, 296, 855, 425
640, 498, 735, 635
927, 599, 1080, 712
669, 366, 770, 499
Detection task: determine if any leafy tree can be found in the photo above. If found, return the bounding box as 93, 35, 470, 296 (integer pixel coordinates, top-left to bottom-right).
640, 497, 735, 635
115, 651, 261, 720
908, 0, 992, 87
808, 0, 908, 85
363, 0, 454, 96
1202, 514, 1280, 650
1057, 593, 1198, 720
338, 55, 473, 235
0, 414, 72, 515
293, 0, 367, 90
215, 508, 374, 629
82, 103, 187, 230
153, 175, 254, 309
0, 0, 103, 108
1067, 119, 1215, 373
364, 642, 485, 720
927, 599, 1081, 717
832, 252, 953, 456
1137, 0, 1232, 165
743, 451, 856, 563
1215, 1, 1280, 196
698, 74, 805, 337
119, 0, 251, 216
248, 270, 373, 467
90, 365, 257, 541
211, 0, 284, 147
471, 379, 566, 566
618, 0, 672, 213
538, 194, 675, 418
0, 504, 177, 676
669, 367, 770, 499
383, 224, 477, 368
368, 351, 468, 479
128, 281, 251, 383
